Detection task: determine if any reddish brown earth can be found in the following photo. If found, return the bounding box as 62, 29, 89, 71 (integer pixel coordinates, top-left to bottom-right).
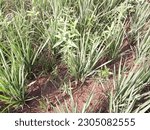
14, 77, 109, 113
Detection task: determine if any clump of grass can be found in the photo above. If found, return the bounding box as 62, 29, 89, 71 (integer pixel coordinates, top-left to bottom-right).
62, 31, 110, 81
0, 49, 27, 110
109, 57, 150, 113
0, 1, 49, 110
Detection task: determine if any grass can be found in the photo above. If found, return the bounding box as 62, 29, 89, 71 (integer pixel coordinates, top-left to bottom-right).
0, 0, 150, 112
109, 57, 150, 113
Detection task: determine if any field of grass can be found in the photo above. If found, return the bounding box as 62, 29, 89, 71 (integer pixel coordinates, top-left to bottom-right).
0, 0, 150, 113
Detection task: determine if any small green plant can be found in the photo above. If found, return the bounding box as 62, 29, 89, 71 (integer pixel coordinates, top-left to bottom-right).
97, 66, 112, 80
60, 82, 73, 95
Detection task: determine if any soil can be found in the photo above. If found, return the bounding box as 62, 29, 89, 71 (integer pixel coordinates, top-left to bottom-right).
13, 77, 110, 113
